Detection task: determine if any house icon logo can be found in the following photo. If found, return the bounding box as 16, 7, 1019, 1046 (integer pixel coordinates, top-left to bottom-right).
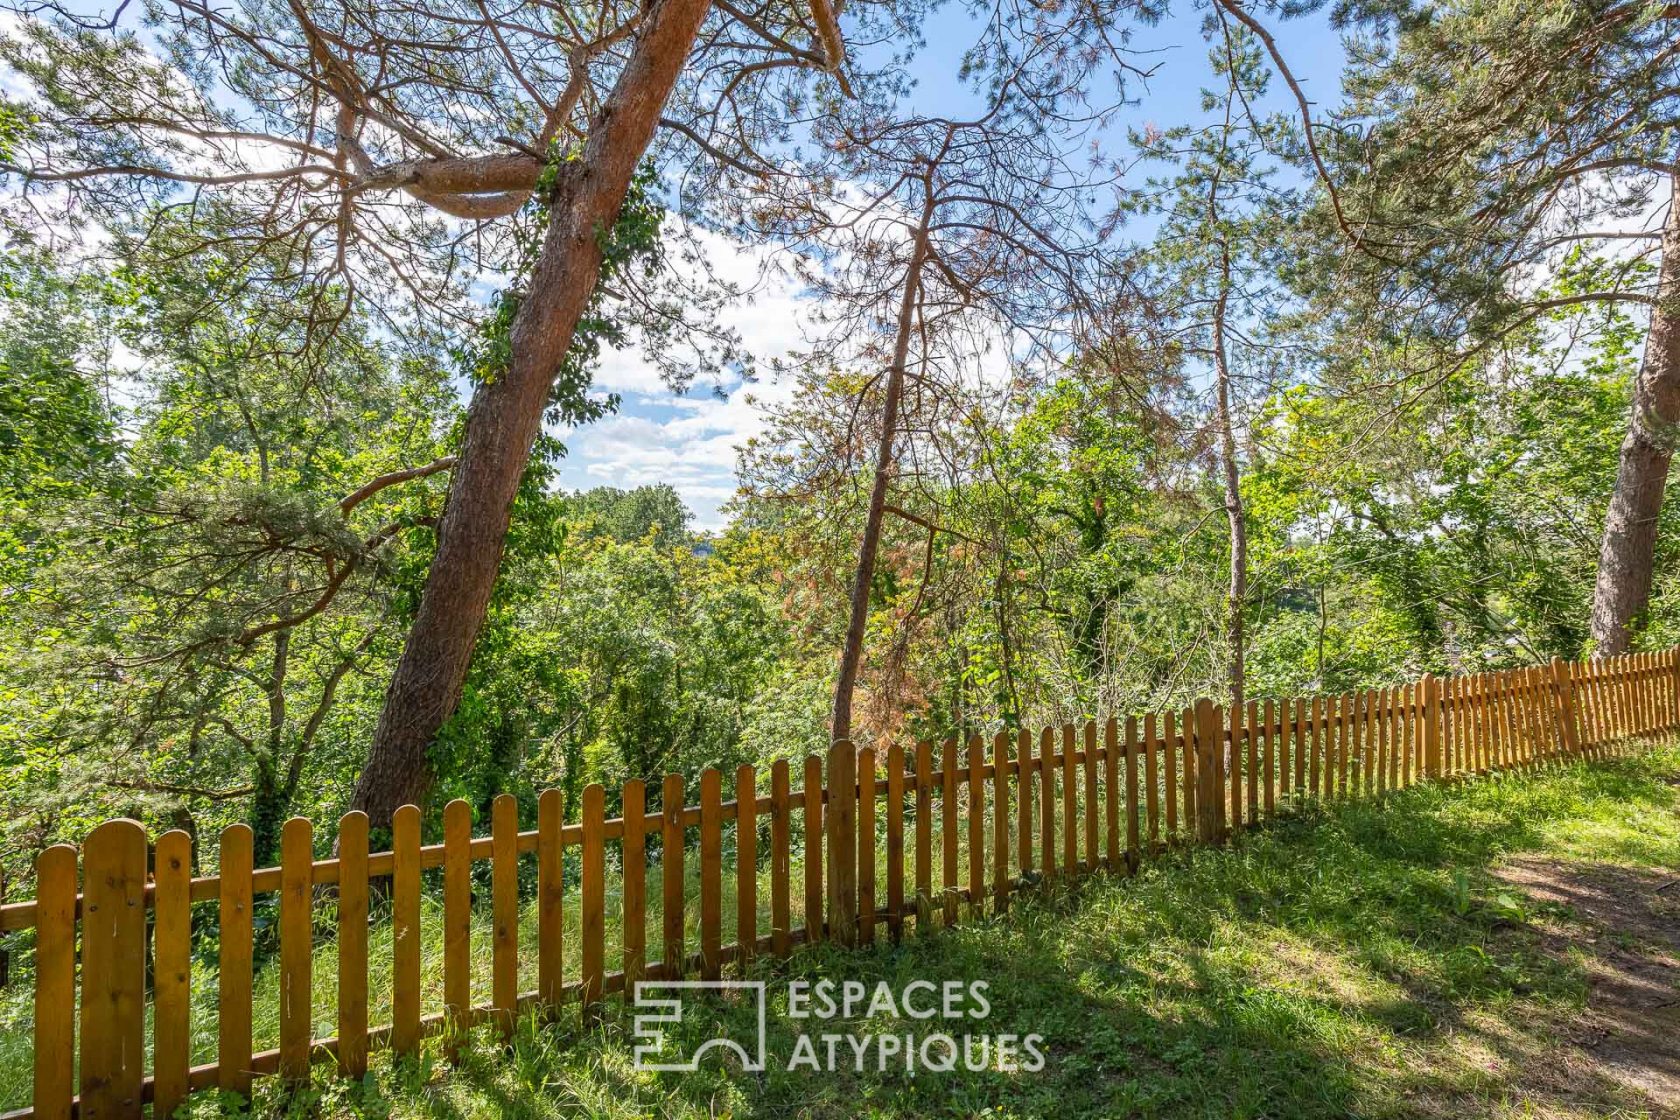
631, 980, 769, 1072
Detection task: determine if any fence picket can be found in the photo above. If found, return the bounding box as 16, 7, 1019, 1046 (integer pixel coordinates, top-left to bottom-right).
1182, 706, 1198, 829
279, 817, 313, 1080
625, 779, 648, 985
942, 738, 960, 923
153, 829, 193, 1114
664, 773, 687, 971
916, 741, 934, 927
1125, 715, 1141, 867
1228, 700, 1244, 832
1246, 699, 1260, 822
33, 844, 76, 1120
1038, 727, 1055, 880
1061, 724, 1077, 875
582, 783, 606, 1001
80, 818, 146, 1119
443, 798, 472, 1053
826, 745, 857, 946
889, 743, 907, 935
992, 733, 1010, 911
699, 770, 723, 978
391, 805, 421, 1056
859, 748, 876, 941
1144, 715, 1161, 849
771, 760, 792, 955
335, 813, 369, 1078
1164, 709, 1180, 836
218, 823, 255, 1098
1014, 732, 1028, 879
539, 787, 564, 1006
1103, 719, 1120, 868
737, 765, 758, 962
1087, 720, 1104, 863
1283, 700, 1294, 804
1308, 696, 1322, 799
968, 737, 985, 914
1337, 693, 1351, 799
492, 793, 519, 1035
1195, 701, 1220, 843
803, 757, 823, 942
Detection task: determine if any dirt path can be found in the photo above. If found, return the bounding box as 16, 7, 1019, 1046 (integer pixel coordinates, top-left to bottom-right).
1494, 857, 1680, 1116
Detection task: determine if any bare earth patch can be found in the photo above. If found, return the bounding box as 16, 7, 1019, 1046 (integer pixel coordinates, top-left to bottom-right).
1494, 856, 1680, 1116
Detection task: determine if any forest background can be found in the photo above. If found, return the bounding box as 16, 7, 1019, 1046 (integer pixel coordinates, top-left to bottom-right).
0, 0, 1670, 878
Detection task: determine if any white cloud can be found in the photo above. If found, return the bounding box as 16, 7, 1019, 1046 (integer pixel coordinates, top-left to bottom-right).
553, 229, 811, 531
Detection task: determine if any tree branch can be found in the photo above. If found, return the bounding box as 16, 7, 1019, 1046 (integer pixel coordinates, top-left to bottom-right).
338, 455, 457, 514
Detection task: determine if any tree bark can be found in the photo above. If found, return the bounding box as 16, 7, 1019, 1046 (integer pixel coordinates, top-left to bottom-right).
1212, 245, 1246, 711
1590, 174, 1680, 657
349, 0, 714, 827
831, 194, 934, 744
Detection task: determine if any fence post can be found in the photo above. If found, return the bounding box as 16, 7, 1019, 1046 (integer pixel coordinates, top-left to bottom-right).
1195, 699, 1223, 845
827, 742, 857, 947
1421, 673, 1441, 780
1552, 656, 1580, 757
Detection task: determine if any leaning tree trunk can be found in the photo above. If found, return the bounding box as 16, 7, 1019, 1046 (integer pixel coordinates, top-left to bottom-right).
831, 201, 933, 744
350, 0, 714, 827
1590, 173, 1680, 657
1212, 246, 1246, 711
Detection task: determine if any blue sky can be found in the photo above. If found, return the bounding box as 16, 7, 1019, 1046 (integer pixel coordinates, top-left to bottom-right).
552, 1, 1352, 531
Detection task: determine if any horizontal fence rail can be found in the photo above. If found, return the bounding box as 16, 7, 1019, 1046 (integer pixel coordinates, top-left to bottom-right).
2, 651, 1678, 1118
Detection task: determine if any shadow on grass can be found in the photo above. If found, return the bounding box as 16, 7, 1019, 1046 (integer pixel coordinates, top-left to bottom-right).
252, 749, 1680, 1119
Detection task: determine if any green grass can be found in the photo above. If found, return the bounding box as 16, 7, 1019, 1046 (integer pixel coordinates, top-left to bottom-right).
8, 745, 1680, 1118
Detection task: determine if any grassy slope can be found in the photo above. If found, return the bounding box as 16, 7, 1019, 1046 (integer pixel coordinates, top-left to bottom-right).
6, 746, 1677, 1118
211, 744, 1680, 1120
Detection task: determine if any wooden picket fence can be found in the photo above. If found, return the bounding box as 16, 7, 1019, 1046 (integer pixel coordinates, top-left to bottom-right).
3, 650, 1678, 1119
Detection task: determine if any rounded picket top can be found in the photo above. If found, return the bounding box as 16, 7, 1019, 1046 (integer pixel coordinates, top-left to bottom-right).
392, 803, 422, 832
36, 840, 78, 880
84, 816, 147, 859
282, 819, 315, 853
219, 819, 253, 849
156, 828, 192, 864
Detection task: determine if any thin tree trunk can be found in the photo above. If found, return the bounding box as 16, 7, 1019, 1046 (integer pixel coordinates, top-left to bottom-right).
1591, 176, 1680, 657
1212, 245, 1246, 711
349, 0, 714, 827
831, 196, 934, 744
